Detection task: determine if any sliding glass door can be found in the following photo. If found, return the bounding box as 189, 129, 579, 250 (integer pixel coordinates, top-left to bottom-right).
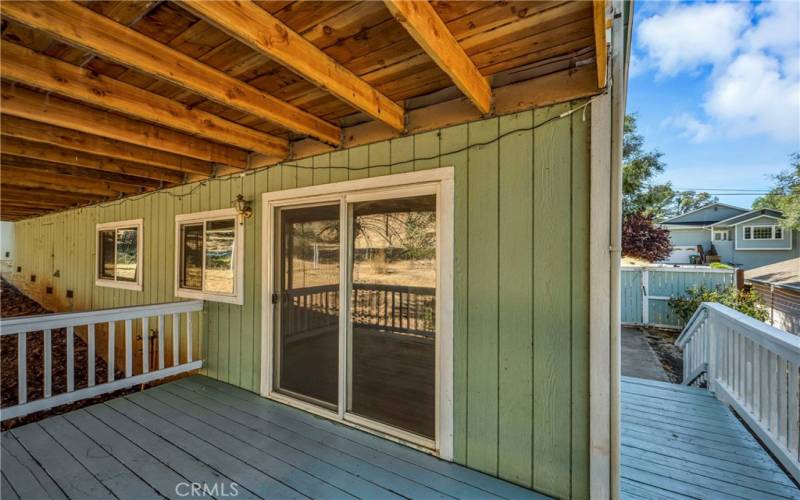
347, 195, 437, 439
273, 204, 340, 410
267, 176, 450, 450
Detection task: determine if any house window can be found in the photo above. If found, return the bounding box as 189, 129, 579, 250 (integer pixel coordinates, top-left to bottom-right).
713, 230, 729, 241
175, 208, 243, 304
744, 225, 780, 240
96, 219, 143, 291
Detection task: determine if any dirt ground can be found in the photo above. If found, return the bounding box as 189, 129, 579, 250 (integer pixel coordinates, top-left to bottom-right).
639, 327, 684, 383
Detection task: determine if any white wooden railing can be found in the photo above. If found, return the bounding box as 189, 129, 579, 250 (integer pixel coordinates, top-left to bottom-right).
0, 300, 203, 421
676, 302, 800, 481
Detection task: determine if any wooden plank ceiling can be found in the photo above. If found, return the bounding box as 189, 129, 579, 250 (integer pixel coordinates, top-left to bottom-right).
0, 0, 603, 221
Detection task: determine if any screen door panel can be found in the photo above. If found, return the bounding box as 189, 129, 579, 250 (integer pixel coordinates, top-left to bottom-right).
275, 204, 340, 409
348, 195, 437, 439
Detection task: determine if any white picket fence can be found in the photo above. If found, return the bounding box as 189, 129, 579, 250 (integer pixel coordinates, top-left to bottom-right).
677, 302, 800, 481
0, 300, 203, 421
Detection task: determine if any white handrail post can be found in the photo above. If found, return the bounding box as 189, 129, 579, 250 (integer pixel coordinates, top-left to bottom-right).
186, 311, 193, 363
108, 321, 115, 382
66, 326, 74, 392
124, 319, 133, 378
43, 328, 52, 398
158, 315, 165, 369
87, 323, 96, 387
142, 316, 149, 374
707, 309, 718, 393
18, 332, 27, 404
172, 314, 179, 366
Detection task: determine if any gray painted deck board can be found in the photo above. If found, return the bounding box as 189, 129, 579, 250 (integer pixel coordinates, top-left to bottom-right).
1, 375, 546, 499
621, 377, 799, 500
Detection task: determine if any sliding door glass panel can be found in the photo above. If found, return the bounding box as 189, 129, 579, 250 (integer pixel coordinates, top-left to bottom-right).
204, 219, 235, 293
275, 204, 340, 409
99, 230, 115, 279
115, 228, 138, 282
180, 223, 204, 290
348, 195, 437, 439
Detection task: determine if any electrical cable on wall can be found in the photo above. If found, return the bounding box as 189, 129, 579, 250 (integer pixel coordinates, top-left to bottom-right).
15, 94, 615, 216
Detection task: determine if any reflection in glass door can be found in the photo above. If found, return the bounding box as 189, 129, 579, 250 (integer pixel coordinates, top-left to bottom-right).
348, 195, 437, 439
274, 204, 340, 410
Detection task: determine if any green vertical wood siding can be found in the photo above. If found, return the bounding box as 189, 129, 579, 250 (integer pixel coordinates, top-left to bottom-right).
10, 102, 592, 498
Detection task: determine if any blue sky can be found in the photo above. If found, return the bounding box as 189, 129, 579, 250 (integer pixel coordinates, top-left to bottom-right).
627, 0, 800, 208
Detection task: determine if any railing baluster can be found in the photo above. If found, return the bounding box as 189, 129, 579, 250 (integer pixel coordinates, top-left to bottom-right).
66, 326, 74, 392
142, 317, 149, 374
158, 315, 165, 369
88, 324, 95, 387
18, 332, 27, 404
124, 319, 132, 378
108, 321, 116, 382
778, 357, 788, 446
788, 362, 799, 456
43, 329, 52, 398
770, 352, 778, 432
173, 314, 180, 366
186, 311, 193, 363
753, 343, 761, 416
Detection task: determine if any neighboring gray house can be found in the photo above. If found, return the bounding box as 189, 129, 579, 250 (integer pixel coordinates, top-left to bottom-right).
660, 203, 800, 269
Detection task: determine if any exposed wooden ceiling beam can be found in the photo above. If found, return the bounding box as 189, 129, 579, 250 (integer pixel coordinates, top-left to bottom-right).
0, 195, 77, 209
181, 0, 405, 132
2, 168, 131, 198
1, 42, 289, 158
1, 185, 107, 203
592, 0, 607, 89
1, 84, 249, 168
1, 136, 185, 185
384, 0, 492, 114
1, 0, 342, 145
1, 155, 166, 190
0, 115, 214, 177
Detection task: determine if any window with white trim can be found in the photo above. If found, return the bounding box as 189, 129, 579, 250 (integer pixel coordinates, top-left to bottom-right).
96, 219, 143, 291
713, 230, 729, 241
175, 208, 244, 304
744, 225, 780, 240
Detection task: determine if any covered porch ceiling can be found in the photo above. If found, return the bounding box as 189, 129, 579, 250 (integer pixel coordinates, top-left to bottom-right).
0, 0, 606, 221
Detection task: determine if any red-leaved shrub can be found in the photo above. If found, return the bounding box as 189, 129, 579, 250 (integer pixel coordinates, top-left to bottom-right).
622, 213, 672, 262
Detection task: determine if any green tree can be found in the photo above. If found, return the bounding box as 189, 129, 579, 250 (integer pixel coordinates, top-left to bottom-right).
753, 153, 800, 230
623, 114, 716, 219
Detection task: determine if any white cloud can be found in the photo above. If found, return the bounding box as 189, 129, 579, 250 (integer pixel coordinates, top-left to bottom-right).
663, 113, 713, 143
638, 3, 749, 76
637, 0, 800, 143
705, 52, 800, 142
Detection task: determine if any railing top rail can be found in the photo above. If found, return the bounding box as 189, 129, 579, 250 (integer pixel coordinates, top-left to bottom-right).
0, 300, 204, 335
676, 301, 800, 361
621, 265, 735, 274
675, 306, 708, 347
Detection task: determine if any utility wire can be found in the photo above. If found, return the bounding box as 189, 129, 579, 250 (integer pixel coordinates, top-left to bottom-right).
72, 97, 600, 212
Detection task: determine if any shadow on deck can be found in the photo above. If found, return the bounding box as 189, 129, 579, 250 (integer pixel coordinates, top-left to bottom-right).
621, 376, 799, 499
1, 375, 545, 499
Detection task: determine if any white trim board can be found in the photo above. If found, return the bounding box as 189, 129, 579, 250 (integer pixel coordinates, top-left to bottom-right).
259, 168, 454, 460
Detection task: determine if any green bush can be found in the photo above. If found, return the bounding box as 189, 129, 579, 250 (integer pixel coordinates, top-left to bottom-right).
668, 285, 768, 324
709, 262, 733, 269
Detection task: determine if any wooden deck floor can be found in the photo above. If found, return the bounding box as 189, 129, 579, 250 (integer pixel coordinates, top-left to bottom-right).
621, 376, 799, 499
1, 375, 545, 500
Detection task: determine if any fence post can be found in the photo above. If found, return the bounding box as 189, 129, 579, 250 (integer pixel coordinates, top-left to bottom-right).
736, 268, 744, 290
641, 268, 649, 325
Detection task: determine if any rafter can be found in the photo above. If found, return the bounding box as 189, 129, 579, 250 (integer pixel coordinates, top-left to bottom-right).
1, 136, 184, 185
1, 155, 166, 190
1, 42, 289, 158
2, 168, 133, 198
1, 0, 342, 145
1, 84, 248, 168
384, 0, 492, 114
1, 186, 107, 204
592, 0, 607, 89
1, 115, 214, 177
181, 0, 405, 132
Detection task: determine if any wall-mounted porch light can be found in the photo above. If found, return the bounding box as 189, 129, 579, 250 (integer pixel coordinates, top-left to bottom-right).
233, 194, 253, 225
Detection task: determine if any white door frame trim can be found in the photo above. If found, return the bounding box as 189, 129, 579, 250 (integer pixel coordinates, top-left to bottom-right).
260, 168, 454, 459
